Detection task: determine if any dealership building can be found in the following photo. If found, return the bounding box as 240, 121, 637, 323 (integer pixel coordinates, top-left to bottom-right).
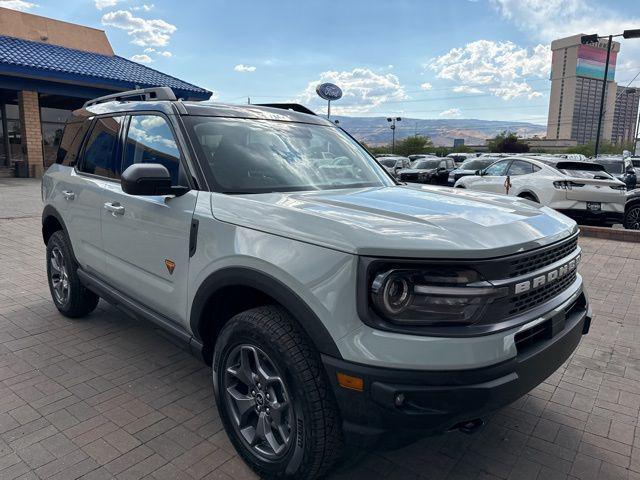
0, 7, 211, 177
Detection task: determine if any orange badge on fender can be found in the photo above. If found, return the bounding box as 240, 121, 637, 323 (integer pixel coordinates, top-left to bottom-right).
165, 259, 176, 275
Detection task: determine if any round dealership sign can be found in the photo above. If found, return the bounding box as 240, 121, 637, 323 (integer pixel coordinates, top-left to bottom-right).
316, 83, 343, 101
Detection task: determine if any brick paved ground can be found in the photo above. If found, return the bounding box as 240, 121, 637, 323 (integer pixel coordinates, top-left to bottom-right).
1, 179, 640, 479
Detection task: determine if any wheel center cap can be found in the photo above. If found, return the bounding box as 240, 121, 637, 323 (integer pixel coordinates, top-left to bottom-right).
256, 393, 265, 405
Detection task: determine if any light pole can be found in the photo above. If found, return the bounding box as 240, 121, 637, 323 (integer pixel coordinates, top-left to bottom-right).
387, 117, 401, 153
581, 29, 640, 157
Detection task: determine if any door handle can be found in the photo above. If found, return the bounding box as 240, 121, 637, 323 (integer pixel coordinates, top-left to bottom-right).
104, 202, 125, 216
62, 190, 75, 201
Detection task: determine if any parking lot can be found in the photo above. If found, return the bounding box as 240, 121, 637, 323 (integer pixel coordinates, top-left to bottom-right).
1, 178, 640, 479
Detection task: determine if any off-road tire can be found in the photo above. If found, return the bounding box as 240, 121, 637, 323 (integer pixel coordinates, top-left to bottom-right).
46, 230, 99, 318
213, 306, 343, 479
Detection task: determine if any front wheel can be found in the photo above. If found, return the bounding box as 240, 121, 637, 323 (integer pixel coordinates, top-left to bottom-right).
624, 204, 640, 230
213, 306, 343, 479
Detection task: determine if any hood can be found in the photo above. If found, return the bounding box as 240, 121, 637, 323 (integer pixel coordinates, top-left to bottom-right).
210, 185, 577, 259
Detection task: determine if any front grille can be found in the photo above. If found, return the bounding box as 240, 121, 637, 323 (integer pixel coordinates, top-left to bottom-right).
507, 236, 578, 278
508, 270, 577, 315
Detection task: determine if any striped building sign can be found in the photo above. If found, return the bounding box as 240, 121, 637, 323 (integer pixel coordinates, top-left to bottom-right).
576, 44, 617, 81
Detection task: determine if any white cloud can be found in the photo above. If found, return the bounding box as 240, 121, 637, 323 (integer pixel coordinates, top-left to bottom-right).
420, 82, 433, 91
95, 0, 118, 9
130, 54, 152, 63
490, 0, 640, 43
490, 0, 640, 79
234, 64, 256, 72
439, 108, 462, 118
296, 68, 407, 115
429, 40, 550, 100
453, 85, 484, 94
132, 3, 154, 11
143, 47, 172, 58
0, 0, 36, 10
101, 10, 176, 47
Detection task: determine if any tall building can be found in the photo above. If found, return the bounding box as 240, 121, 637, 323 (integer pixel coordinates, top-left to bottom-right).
546, 34, 638, 145
612, 86, 640, 144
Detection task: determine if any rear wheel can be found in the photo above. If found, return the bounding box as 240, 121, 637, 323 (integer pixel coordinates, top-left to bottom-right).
46, 231, 99, 318
624, 204, 640, 230
213, 306, 343, 479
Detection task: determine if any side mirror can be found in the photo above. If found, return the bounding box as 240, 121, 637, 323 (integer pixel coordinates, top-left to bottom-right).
475, 169, 484, 176
121, 163, 188, 196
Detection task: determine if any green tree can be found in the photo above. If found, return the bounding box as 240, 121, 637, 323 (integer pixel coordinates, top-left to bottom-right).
487, 131, 530, 153
394, 135, 434, 156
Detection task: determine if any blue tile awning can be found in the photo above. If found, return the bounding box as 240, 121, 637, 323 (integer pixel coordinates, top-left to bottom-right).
0, 34, 211, 100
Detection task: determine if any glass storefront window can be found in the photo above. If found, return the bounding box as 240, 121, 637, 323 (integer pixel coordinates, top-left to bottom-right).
41, 106, 72, 167
6, 119, 23, 162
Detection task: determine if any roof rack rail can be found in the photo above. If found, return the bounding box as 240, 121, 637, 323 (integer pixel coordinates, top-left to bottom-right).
83, 87, 177, 108
254, 103, 317, 116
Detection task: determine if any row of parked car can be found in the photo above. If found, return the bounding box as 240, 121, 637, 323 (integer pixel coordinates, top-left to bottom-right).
375, 152, 639, 229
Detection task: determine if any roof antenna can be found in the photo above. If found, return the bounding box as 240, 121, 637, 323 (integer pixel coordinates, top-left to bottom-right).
248, 97, 251, 104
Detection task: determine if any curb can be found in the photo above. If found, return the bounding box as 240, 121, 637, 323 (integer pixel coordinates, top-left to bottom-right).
579, 225, 640, 243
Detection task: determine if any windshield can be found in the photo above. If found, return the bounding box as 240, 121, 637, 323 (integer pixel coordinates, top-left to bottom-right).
460, 158, 496, 170
597, 159, 624, 174
379, 158, 398, 167
185, 117, 394, 193
413, 159, 440, 169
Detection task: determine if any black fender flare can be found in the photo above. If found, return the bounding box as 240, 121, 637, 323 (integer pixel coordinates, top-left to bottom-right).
42, 205, 72, 247
190, 267, 342, 358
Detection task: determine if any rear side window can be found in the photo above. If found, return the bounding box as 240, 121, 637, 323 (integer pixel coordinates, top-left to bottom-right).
123, 115, 182, 185
54, 120, 90, 168
79, 116, 123, 179
507, 160, 533, 176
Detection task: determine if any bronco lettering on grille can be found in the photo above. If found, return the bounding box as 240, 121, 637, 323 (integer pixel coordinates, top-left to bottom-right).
513, 254, 580, 295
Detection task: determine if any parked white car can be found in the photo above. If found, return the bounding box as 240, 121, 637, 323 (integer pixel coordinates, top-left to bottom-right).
454, 156, 627, 225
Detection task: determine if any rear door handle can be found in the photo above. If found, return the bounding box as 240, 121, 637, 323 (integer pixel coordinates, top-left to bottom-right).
104, 202, 125, 216
62, 190, 75, 201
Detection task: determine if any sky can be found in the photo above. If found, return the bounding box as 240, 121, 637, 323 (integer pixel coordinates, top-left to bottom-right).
2, 0, 640, 125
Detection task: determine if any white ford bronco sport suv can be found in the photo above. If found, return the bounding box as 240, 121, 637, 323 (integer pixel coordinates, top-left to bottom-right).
42, 87, 591, 479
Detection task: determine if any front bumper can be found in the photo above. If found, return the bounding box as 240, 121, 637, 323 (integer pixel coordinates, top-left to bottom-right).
323, 292, 590, 446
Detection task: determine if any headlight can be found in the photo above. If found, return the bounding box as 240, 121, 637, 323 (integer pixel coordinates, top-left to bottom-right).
370, 267, 508, 326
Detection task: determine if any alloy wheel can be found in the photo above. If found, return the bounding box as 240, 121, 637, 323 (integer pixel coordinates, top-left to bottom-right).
223, 344, 295, 461
49, 246, 70, 304
627, 206, 640, 230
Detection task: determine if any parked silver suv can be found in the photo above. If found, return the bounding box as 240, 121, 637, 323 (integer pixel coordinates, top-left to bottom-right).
42, 87, 591, 480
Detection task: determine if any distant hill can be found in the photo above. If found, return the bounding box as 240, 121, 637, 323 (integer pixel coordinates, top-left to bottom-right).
332, 116, 546, 147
